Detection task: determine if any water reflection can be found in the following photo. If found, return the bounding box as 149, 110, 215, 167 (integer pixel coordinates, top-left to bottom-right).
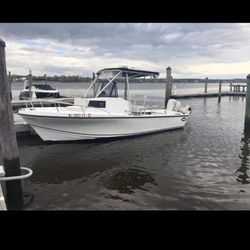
27, 144, 118, 184
100, 167, 157, 194
229, 95, 245, 102
228, 96, 245, 103
16, 97, 248, 209
236, 120, 250, 184
17, 134, 46, 147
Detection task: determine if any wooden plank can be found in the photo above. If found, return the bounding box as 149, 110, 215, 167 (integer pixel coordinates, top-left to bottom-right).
171, 92, 246, 99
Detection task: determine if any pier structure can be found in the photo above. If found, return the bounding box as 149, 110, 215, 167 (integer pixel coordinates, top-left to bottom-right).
230, 83, 247, 92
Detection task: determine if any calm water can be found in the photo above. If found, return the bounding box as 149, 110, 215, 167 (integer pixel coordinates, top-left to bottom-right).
2, 82, 250, 209
10, 81, 239, 100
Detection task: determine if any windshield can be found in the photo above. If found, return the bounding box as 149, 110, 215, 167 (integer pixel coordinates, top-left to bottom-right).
84, 70, 121, 98
98, 81, 118, 97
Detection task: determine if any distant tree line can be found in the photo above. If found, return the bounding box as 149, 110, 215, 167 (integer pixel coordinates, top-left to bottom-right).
128, 78, 247, 83
11, 74, 93, 82
10, 74, 246, 83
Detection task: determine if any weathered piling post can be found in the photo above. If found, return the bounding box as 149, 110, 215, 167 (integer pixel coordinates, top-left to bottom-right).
44, 74, 47, 85
164, 66, 172, 108
244, 74, 250, 129
204, 77, 208, 93
0, 39, 24, 210
218, 80, 222, 103
28, 70, 32, 98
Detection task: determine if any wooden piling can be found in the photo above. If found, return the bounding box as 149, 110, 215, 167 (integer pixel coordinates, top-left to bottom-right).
245, 74, 250, 126
28, 70, 32, 98
230, 82, 232, 92
204, 77, 208, 93
0, 39, 23, 210
44, 74, 47, 85
164, 66, 172, 108
218, 81, 222, 102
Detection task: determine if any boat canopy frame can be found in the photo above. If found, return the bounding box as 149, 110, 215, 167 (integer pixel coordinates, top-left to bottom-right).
83, 67, 159, 99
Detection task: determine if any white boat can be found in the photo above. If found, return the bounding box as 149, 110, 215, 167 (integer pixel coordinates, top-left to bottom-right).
19, 80, 60, 100
18, 67, 191, 141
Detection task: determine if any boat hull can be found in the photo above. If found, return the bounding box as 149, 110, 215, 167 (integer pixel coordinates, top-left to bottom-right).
20, 114, 188, 141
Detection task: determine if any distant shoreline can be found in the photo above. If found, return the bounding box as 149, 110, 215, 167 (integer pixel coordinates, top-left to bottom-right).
11, 78, 247, 84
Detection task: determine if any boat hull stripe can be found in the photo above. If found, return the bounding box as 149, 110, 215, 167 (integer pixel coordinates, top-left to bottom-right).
20, 113, 188, 119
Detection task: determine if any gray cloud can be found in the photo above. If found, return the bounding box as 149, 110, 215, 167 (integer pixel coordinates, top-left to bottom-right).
0, 23, 250, 78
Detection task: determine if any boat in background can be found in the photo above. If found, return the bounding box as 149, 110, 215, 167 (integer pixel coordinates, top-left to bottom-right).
19, 67, 191, 141
19, 79, 60, 100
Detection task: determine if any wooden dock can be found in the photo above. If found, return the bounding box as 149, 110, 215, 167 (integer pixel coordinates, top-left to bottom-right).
230, 83, 247, 92
14, 113, 31, 134
171, 91, 246, 99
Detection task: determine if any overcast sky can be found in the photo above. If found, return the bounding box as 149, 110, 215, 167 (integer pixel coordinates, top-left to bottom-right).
0, 23, 250, 78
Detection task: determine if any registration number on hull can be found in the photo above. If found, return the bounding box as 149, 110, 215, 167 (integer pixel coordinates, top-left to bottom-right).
68, 114, 85, 117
